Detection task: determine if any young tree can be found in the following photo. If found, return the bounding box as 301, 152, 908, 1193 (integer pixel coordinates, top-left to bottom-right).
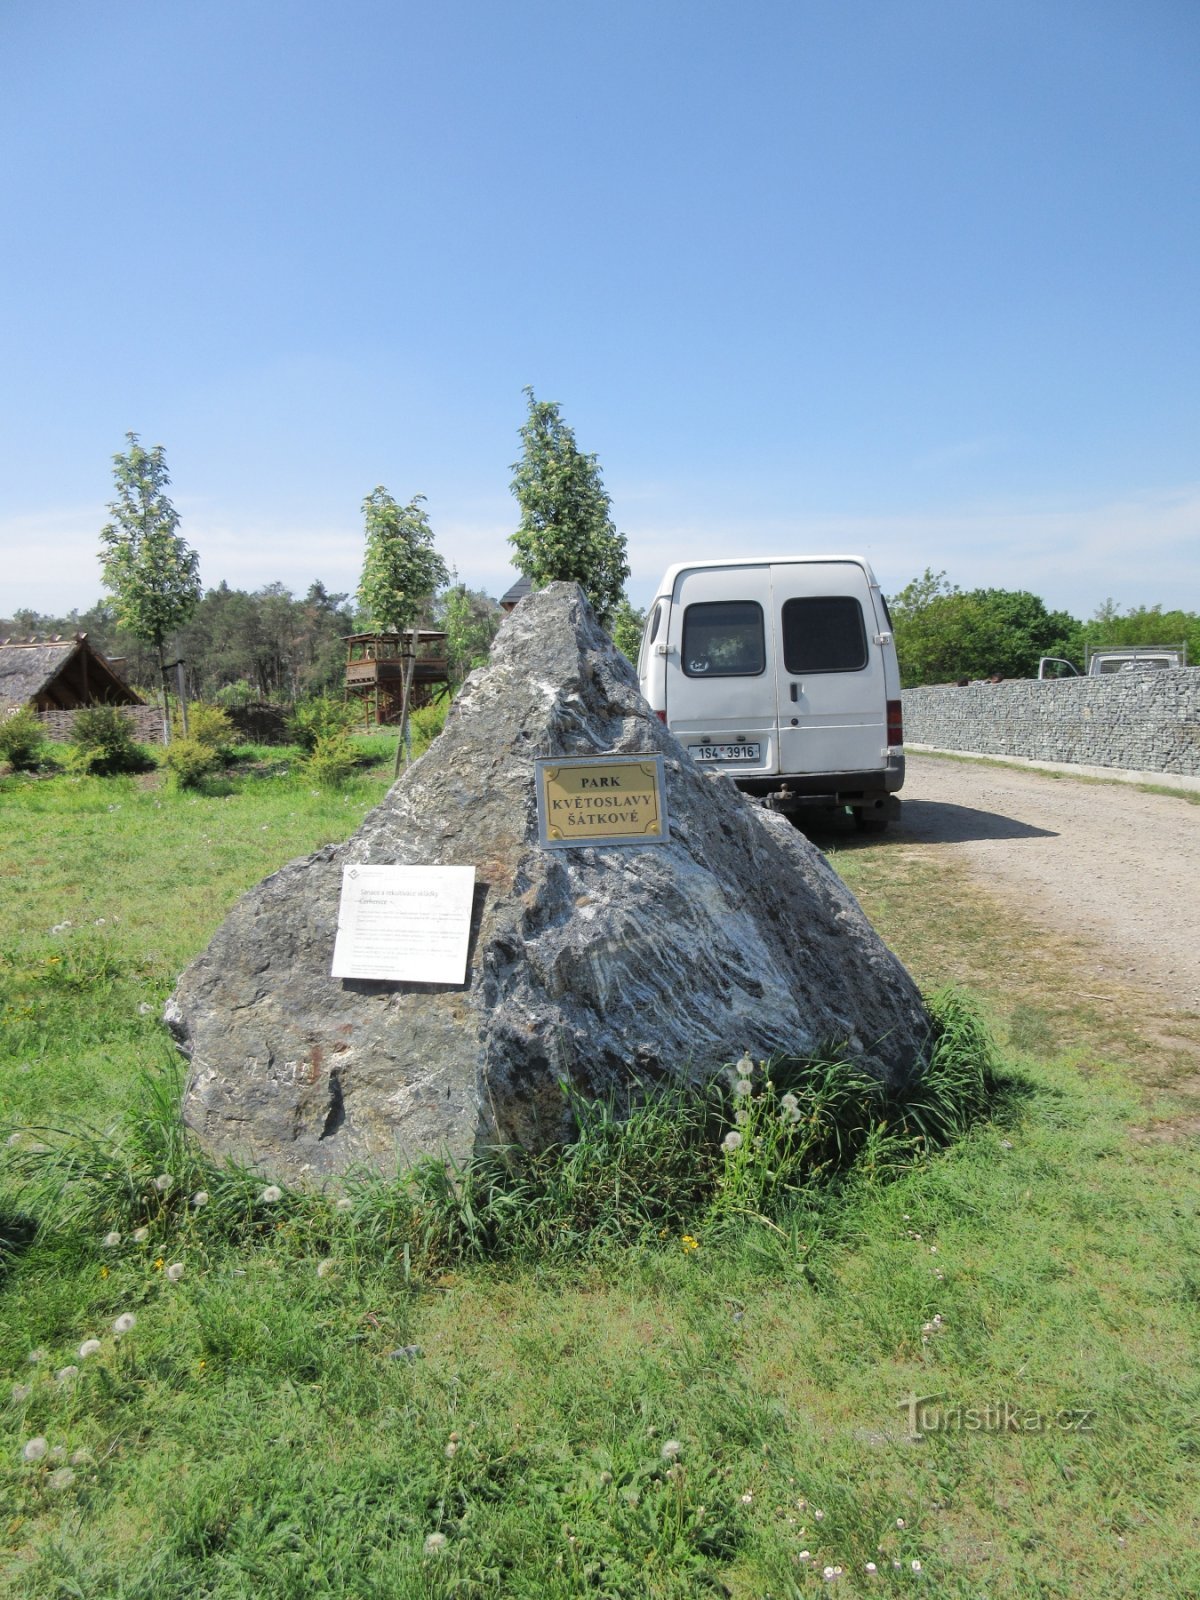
509, 387, 630, 628
438, 574, 502, 688
357, 488, 448, 770
99, 433, 202, 743
610, 595, 646, 663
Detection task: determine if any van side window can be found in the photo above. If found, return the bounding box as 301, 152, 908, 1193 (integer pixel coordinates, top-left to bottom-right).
648, 602, 663, 644
781, 597, 868, 673
682, 601, 765, 677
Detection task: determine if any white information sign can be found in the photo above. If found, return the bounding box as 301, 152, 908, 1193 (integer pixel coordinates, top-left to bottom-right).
331, 864, 476, 984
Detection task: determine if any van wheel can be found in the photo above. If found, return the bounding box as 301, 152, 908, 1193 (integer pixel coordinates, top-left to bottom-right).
853, 811, 888, 833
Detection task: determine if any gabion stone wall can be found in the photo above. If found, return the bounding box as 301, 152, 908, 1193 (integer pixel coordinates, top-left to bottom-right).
902, 671, 1200, 776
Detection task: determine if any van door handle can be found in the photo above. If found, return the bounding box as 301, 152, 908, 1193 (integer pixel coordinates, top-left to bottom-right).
789, 682, 801, 701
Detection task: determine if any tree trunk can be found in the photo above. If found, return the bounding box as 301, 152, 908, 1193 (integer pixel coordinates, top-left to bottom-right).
392, 632, 419, 779
157, 640, 172, 746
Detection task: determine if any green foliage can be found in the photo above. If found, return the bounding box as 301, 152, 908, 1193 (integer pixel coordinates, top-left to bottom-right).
408, 697, 451, 757
0, 708, 48, 771
170, 701, 236, 750
287, 694, 358, 752
164, 736, 221, 790
437, 576, 502, 686
66, 706, 153, 775
357, 490, 448, 637
888, 569, 1082, 686
509, 387, 630, 627
610, 595, 647, 661
98, 434, 202, 661
302, 735, 359, 787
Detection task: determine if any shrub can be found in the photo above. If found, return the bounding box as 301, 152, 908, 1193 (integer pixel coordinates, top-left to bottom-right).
0, 707, 48, 770
303, 734, 359, 787
164, 736, 220, 789
67, 706, 154, 775
171, 701, 237, 750
409, 697, 450, 757
288, 695, 358, 752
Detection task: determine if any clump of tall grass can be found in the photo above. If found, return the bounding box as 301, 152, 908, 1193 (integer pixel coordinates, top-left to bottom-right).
1, 991, 1010, 1275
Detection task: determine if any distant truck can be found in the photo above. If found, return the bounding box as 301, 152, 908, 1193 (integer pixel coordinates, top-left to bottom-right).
1037, 644, 1188, 679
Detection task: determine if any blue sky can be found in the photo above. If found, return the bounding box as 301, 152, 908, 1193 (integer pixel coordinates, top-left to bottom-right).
2, 0, 1196, 622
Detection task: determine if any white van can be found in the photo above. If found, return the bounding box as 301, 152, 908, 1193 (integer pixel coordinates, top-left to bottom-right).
637, 556, 904, 830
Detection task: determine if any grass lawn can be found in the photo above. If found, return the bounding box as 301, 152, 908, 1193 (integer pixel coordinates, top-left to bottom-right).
2, 752, 1198, 1598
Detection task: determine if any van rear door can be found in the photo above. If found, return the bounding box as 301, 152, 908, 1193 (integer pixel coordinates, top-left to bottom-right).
663, 564, 778, 775
771, 560, 886, 778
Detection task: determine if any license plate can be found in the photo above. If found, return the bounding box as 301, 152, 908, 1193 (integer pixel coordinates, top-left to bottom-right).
690, 742, 761, 763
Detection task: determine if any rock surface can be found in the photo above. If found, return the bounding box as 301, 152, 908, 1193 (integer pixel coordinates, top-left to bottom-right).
169, 582, 930, 1182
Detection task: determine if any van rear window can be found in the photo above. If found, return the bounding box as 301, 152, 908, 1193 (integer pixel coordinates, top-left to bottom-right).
781, 597, 868, 673
682, 601, 765, 677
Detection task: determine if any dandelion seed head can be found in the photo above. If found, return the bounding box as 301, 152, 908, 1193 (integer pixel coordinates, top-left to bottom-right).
12, 1382, 32, 1402
740, 1492, 753, 1505
444, 1441, 457, 1458
661, 1439, 682, 1461
316, 1258, 335, 1278
259, 1185, 283, 1203
191, 1191, 209, 1209
55, 1366, 79, 1382
78, 1339, 101, 1359
166, 1262, 185, 1283
781, 1093, 799, 1111
48, 1466, 76, 1490
113, 1313, 136, 1336
896, 1517, 906, 1528
736, 1052, 754, 1078
132, 1226, 150, 1242
911, 1559, 922, 1572
823, 1567, 835, 1580
865, 1562, 877, 1574
102, 1231, 121, 1248
335, 1195, 353, 1211
732, 1078, 753, 1098
722, 1131, 743, 1152
154, 1173, 172, 1193
23, 1437, 48, 1462
798, 1550, 811, 1561
814, 1508, 825, 1520
28, 1349, 45, 1365
70, 1450, 92, 1466
423, 1532, 447, 1555
599, 1470, 613, 1486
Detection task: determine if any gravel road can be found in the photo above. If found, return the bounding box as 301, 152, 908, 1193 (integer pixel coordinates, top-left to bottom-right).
892, 754, 1200, 1003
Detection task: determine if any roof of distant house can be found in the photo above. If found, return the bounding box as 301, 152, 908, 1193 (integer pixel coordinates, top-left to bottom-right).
0, 635, 143, 711
499, 575, 533, 610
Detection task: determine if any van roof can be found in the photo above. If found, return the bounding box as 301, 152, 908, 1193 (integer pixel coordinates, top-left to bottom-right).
653, 555, 879, 595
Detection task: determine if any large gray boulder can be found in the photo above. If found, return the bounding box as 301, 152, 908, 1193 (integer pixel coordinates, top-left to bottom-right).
169, 583, 930, 1183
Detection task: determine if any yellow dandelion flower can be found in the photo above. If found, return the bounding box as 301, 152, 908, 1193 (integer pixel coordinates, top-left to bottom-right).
681, 1234, 699, 1253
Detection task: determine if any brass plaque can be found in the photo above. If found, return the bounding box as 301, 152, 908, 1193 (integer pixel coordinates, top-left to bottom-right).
535, 754, 669, 848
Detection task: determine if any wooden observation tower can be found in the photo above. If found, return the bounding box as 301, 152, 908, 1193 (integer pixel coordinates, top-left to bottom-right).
343, 631, 450, 727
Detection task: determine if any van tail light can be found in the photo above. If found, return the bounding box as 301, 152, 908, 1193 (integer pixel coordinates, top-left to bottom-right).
886, 700, 904, 746
656, 710, 668, 724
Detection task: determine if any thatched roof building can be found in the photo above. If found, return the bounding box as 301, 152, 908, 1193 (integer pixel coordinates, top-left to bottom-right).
0, 635, 143, 713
